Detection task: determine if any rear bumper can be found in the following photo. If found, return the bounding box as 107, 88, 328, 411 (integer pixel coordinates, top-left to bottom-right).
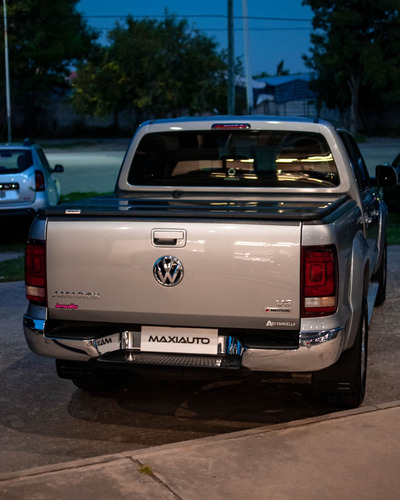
0, 207, 36, 218
0, 192, 51, 217
23, 315, 345, 373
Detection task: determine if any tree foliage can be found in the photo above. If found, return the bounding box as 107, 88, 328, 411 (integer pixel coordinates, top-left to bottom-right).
276, 60, 290, 76
0, 0, 97, 135
71, 15, 228, 124
303, 0, 400, 132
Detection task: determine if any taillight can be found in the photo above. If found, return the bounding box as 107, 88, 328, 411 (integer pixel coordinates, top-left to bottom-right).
212, 123, 250, 129
35, 170, 45, 191
25, 241, 46, 305
301, 245, 337, 317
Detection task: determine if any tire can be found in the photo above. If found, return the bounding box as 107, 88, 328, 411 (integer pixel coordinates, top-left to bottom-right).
71, 374, 121, 392
374, 239, 387, 306
56, 359, 122, 392
312, 300, 368, 408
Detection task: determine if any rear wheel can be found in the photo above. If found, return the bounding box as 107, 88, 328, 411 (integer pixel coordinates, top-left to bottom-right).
56, 359, 122, 392
71, 375, 121, 392
312, 300, 368, 408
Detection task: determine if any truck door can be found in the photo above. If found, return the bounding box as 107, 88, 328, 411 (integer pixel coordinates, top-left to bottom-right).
339, 131, 380, 270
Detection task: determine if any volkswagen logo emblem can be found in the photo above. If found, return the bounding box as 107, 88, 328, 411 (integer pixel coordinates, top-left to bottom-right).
153, 256, 184, 287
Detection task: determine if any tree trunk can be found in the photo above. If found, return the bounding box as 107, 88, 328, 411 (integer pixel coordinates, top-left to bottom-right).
113, 108, 119, 131
348, 75, 361, 135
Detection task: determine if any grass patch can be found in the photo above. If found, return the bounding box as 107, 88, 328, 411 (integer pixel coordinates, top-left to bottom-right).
387, 213, 400, 245
0, 256, 25, 282
138, 465, 154, 476
60, 191, 112, 203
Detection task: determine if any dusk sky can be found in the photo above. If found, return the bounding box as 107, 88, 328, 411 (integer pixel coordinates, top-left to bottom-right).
77, 0, 314, 77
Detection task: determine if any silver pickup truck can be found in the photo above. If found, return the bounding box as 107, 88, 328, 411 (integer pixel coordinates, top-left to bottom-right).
23, 116, 398, 408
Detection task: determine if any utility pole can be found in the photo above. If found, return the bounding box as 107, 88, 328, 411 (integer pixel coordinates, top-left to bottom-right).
227, 0, 235, 115
242, 0, 253, 114
3, 0, 11, 142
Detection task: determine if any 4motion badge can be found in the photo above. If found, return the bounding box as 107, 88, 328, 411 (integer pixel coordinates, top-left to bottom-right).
265, 299, 292, 313
153, 256, 184, 287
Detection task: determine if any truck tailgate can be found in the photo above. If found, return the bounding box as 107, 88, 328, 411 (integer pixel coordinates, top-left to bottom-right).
46, 220, 301, 330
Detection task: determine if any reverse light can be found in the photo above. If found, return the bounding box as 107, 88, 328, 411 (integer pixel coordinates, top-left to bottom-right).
25, 241, 46, 305
301, 245, 337, 317
35, 170, 45, 191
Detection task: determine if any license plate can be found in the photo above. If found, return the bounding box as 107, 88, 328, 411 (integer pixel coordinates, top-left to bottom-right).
141, 326, 218, 354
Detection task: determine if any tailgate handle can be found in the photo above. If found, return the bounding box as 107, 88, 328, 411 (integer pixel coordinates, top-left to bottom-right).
152, 229, 186, 247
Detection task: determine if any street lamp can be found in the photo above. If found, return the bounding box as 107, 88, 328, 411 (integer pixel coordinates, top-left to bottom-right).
3, 0, 11, 142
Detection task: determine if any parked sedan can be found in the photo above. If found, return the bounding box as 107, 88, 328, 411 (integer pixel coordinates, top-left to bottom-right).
0, 139, 63, 218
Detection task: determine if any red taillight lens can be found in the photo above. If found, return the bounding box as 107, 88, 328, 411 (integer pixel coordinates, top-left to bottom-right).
35, 170, 45, 191
25, 241, 46, 305
301, 245, 337, 317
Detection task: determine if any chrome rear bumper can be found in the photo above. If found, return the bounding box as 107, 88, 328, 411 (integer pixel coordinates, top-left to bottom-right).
23, 315, 345, 373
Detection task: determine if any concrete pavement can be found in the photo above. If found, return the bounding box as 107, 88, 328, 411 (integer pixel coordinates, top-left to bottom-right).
1, 401, 399, 499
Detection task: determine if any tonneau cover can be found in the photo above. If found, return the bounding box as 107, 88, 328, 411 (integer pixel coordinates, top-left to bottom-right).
41, 193, 352, 222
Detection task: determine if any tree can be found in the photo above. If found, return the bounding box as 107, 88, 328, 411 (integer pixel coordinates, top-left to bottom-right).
276, 60, 290, 76
0, 0, 97, 136
303, 0, 400, 133
71, 47, 128, 130
71, 15, 228, 125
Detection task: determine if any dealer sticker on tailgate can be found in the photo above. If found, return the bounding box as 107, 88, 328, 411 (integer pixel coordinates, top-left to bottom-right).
141, 326, 218, 354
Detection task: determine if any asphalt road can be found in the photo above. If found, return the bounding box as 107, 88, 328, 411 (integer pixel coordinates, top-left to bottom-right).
0, 246, 399, 475
45, 140, 129, 195
359, 137, 399, 173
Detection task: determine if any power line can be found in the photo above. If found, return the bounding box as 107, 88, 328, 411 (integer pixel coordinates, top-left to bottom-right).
206, 28, 312, 32
81, 13, 313, 35
92, 26, 312, 32
82, 14, 312, 23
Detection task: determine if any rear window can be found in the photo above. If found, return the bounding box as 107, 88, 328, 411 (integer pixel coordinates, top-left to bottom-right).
0, 150, 33, 174
128, 130, 339, 188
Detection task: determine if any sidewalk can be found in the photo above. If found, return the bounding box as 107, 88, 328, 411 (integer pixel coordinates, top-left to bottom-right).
1, 401, 399, 499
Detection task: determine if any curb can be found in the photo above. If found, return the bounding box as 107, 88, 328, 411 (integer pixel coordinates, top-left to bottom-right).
1, 400, 399, 483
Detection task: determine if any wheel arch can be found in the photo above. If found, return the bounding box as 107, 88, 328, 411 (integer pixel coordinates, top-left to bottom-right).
345, 230, 369, 351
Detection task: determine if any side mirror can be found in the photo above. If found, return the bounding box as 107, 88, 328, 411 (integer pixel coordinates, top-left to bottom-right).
54, 164, 64, 173
376, 164, 398, 187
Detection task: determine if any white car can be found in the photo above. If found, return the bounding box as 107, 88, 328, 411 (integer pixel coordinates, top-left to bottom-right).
0, 139, 63, 217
